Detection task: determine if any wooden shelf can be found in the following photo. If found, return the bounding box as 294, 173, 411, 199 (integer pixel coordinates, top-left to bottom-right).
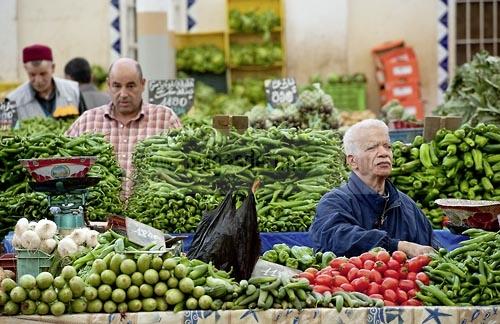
229, 27, 282, 35
229, 63, 282, 71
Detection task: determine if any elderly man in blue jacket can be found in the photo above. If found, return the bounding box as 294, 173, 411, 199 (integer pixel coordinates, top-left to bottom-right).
309, 119, 435, 258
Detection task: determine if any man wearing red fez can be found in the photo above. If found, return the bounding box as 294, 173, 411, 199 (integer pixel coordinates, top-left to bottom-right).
7, 44, 85, 121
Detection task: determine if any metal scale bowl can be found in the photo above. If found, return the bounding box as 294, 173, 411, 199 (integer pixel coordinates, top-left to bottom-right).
19, 157, 99, 234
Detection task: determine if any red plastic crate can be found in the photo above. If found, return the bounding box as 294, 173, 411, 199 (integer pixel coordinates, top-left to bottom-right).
0, 253, 17, 276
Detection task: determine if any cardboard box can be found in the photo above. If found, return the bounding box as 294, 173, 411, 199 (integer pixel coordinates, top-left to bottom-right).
372, 40, 405, 67
400, 98, 425, 120
380, 80, 420, 103
213, 115, 248, 134
423, 116, 462, 141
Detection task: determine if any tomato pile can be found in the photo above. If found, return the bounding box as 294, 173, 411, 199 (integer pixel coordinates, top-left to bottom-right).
298, 250, 431, 306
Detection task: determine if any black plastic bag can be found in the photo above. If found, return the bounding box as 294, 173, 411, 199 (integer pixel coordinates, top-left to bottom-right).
187, 189, 260, 281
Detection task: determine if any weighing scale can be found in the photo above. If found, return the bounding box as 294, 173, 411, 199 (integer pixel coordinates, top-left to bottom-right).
19, 157, 99, 235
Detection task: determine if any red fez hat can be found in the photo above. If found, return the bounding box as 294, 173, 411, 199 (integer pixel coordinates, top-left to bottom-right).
22, 44, 53, 63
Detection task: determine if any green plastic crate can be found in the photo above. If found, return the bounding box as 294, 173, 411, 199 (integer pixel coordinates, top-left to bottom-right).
326, 83, 366, 111
16, 249, 51, 281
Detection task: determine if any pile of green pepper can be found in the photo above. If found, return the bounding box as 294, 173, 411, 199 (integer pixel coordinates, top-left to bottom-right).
261, 243, 335, 270
418, 229, 500, 306
391, 123, 500, 228
126, 125, 347, 233
0, 132, 124, 238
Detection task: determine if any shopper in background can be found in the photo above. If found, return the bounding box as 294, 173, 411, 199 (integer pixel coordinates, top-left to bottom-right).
64, 57, 110, 109
309, 119, 436, 258
7, 44, 84, 121
66, 57, 182, 198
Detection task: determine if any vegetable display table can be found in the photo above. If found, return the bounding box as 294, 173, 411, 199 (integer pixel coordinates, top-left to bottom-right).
9, 306, 500, 323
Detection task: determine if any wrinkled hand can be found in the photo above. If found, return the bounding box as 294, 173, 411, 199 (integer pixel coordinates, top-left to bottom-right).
397, 241, 435, 258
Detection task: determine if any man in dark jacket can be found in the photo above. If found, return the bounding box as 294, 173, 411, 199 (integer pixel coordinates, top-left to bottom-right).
64, 57, 111, 109
309, 119, 435, 257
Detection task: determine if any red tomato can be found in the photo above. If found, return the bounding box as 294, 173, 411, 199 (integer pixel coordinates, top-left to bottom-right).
384, 269, 400, 280
406, 272, 417, 281
396, 289, 408, 304
392, 251, 407, 264
376, 250, 391, 263
298, 272, 315, 283
407, 258, 421, 273
349, 256, 363, 269
304, 267, 319, 275
399, 266, 408, 279
384, 300, 397, 306
339, 262, 356, 277
315, 274, 333, 287
360, 252, 376, 263
351, 277, 370, 292
366, 282, 380, 295
416, 272, 430, 285
383, 289, 397, 303
333, 275, 349, 287
407, 289, 417, 298
330, 258, 348, 270
387, 258, 401, 271
317, 266, 332, 275
381, 277, 399, 291
363, 260, 375, 270
340, 283, 354, 292
357, 269, 372, 280
369, 269, 383, 284
347, 267, 359, 282
330, 270, 341, 277
331, 287, 344, 293
313, 285, 331, 294
369, 293, 384, 300
403, 298, 423, 306
415, 255, 431, 268
374, 261, 388, 274
399, 279, 415, 292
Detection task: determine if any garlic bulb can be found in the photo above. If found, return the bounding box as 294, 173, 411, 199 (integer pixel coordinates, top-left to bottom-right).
35, 219, 58, 240
21, 230, 41, 250
14, 218, 29, 236
28, 221, 37, 231
12, 234, 22, 249
85, 230, 99, 247
57, 237, 78, 258
40, 238, 57, 254
68, 228, 89, 245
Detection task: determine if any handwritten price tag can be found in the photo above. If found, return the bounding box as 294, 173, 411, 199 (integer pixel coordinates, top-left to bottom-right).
126, 217, 166, 249
148, 78, 195, 116
264, 78, 298, 108
0, 100, 18, 131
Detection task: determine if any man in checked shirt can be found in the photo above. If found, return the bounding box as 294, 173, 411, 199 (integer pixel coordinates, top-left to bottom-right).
66, 58, 182, 198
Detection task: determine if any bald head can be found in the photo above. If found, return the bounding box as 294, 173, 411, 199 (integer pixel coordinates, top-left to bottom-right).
108, 58, 143, 80
107, 57, 146, 118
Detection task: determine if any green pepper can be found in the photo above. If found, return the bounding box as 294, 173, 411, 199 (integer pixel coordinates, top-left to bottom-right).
475, 134, 489, 148
429, 140, 440, 165
446, 144, 457, 156
401, 160, 421, 173
262, 250, 278, 263
471, 149, 483, 171
483, 131, 500, 143
419, 143, 433, 168
463, 151, 474, 168
278, 250, 290, 264
483, 160, 494, 178
285, 257, 299, 269
412, 135, 424, 147
410, 147, 420, 160
442, 155, 459, 168
321, 251, 336, 268
458, 142, 471, 152
460, 179, 470, 193
439, 133, 461, 147
481, 177, 494, 192
483, 144, 500, 153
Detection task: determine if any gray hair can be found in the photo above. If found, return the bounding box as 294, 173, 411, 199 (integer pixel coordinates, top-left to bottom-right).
343, 119, 389, 155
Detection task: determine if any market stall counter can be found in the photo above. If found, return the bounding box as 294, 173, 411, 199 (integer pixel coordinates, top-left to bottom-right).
179, 230, 468, 254
9, 306, 500, 323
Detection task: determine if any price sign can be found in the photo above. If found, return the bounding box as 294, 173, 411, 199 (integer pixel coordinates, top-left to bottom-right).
264, 78, 298, 108
148, 78, 195, 116
125, 217, 166, 249
0, 100, 18, 131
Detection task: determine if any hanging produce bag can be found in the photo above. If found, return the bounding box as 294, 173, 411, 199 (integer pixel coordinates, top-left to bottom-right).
187, 188, 260, 281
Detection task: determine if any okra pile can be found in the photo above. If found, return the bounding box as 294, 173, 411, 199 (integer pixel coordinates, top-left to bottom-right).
419, 229, 500, 306
0, 133, 124, 237
127, 125, 347, 233
391, 123, 500, 228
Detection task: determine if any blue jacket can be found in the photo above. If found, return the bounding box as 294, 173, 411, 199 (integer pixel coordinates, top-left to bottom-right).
309, 172, 434, 257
